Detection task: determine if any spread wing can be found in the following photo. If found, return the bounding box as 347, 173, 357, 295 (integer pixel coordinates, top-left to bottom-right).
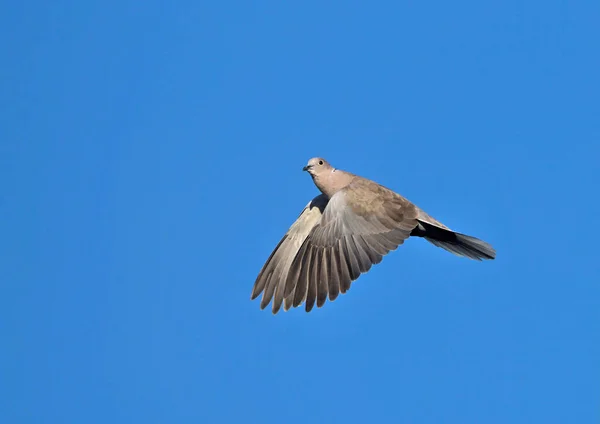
283, 180, 420, 312
251, 194, 329, 314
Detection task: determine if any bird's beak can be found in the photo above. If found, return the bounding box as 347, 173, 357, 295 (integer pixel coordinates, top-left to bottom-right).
302, 165, 311, 172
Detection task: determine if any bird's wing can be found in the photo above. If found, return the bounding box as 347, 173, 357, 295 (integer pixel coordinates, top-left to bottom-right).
251, 194, 329, 314
284, 179, 420, 312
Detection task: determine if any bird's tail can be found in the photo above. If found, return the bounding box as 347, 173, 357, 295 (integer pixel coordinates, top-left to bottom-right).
411, 220, 496, 261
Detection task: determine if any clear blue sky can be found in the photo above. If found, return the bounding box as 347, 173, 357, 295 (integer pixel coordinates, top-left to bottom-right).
2, 1, 599, 423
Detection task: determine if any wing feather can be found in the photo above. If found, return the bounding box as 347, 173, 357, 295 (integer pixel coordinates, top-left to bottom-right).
251, 194, 328, 314
284, 179, 419, 311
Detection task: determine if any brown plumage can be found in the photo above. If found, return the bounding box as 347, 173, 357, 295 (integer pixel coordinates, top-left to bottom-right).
251, 157, 496, 314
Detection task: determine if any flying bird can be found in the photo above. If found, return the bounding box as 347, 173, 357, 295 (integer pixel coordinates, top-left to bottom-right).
251, 157, 495, 314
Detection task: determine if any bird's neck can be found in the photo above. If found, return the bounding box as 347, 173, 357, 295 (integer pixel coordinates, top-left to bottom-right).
312, 169, 354, 198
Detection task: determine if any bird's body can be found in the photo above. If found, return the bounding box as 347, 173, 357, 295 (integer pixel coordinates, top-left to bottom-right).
252, 157, 496, 314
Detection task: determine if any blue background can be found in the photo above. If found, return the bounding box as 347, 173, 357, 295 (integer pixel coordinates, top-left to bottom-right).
2, 1, 599, 423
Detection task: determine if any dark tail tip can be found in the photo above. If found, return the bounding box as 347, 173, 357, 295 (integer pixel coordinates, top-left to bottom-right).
414, 221, 496, 260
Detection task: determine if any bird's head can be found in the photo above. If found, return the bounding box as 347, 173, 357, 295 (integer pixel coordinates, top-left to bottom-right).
302, 157, 332, 176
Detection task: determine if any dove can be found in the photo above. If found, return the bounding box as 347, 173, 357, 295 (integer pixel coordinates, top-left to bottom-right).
251, 157, 495, 314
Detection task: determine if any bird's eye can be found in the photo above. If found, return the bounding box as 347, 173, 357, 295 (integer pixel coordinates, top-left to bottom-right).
318, 160, 323, 165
